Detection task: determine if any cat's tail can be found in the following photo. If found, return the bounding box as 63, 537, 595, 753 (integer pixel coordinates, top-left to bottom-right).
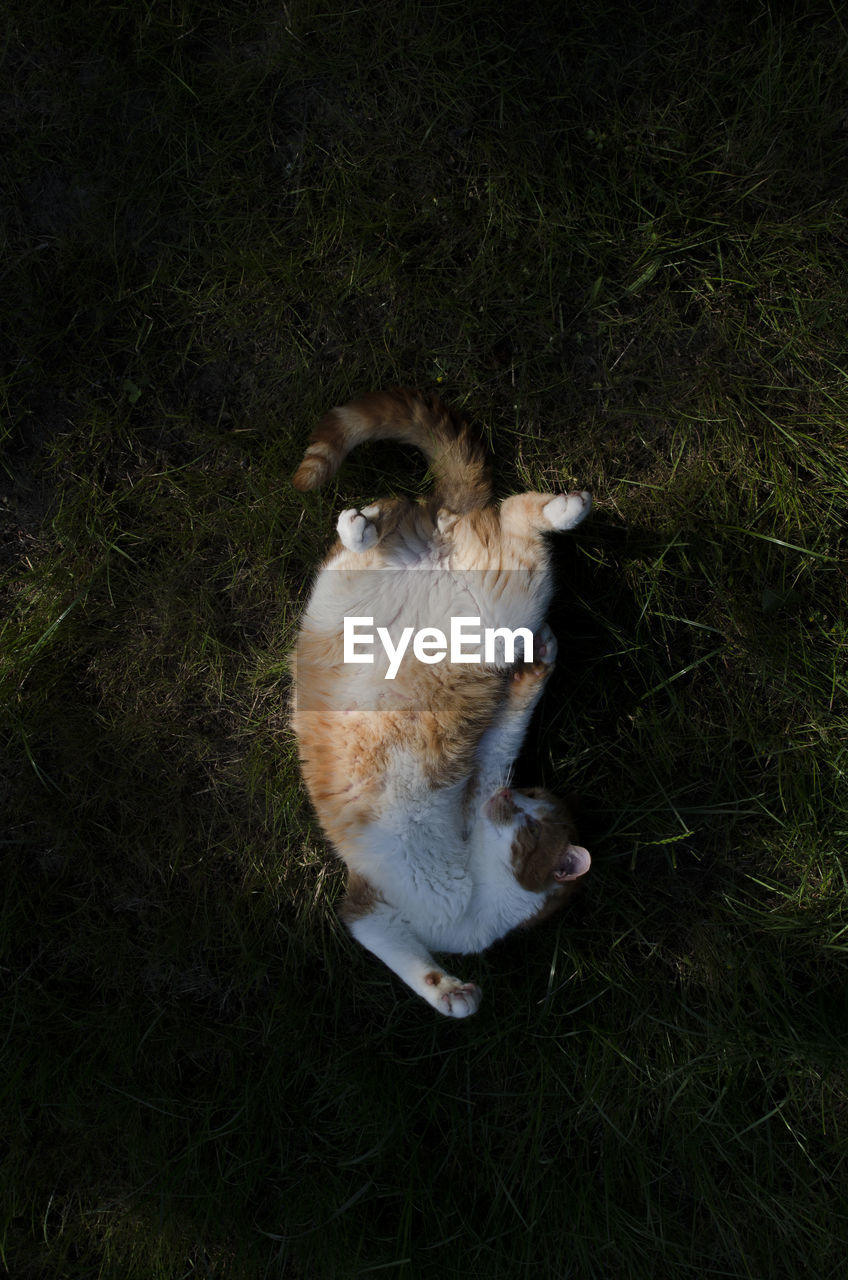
291, 387, 492, 512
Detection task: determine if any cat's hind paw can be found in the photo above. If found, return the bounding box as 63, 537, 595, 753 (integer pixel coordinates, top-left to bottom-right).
337, 507, 379, 552
423, 971, 482, 1018
542, 490, 592, 532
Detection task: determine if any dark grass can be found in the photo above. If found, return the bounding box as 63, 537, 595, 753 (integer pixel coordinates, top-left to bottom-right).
2, 0, 848, 1276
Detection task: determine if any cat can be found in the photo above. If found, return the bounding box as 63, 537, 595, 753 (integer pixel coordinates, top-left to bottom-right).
290, 387, 592, 1016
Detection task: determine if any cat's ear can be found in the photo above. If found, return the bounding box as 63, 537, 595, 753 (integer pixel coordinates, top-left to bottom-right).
553, 845, 591, 882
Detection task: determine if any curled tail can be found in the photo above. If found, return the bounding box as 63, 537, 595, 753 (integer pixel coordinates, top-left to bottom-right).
292, 387, 492, 513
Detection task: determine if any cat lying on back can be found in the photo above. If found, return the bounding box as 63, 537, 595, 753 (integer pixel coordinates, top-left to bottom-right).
291, 388, 591, 1016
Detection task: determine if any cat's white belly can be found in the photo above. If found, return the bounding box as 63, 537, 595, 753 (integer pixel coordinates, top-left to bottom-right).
351, 777, 547, 956
420, 872, 542, 955
352, 807, 475, 926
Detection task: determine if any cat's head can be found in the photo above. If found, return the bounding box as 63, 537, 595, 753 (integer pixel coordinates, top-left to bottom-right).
484, 786, 591, 895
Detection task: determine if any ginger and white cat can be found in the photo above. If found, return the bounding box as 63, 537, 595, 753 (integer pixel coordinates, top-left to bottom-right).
291, 388, 591, 1017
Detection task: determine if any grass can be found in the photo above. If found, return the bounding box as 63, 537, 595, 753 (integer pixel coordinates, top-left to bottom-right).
2, 0, 847, 1275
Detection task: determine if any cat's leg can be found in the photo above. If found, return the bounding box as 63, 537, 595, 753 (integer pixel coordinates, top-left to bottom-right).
500, 489, 592, 536
476, 624, 557, 786
341, 879, 481, 1018
542, 490, 592, 531
336, 504, 381, 552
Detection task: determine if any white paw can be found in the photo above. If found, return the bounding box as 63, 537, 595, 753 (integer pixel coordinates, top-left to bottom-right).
535, 622, 558, 665
438, 980, 482, 1018
337, 507, 378, 552
542, 490, 592, 532
424, 971, 482, 1018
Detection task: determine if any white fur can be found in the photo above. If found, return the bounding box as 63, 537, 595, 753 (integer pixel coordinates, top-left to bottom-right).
346, 682, 555, 1017
543, 490, 592, 530
337, 508, 379, 552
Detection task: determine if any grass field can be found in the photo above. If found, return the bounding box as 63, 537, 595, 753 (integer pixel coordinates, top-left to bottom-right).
2, 0, 848, 1276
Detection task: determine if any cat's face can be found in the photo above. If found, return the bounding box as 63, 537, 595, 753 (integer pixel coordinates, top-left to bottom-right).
484, 786, 591, 894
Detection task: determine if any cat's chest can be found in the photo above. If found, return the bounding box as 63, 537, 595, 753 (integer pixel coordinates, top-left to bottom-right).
356, 793, 473, 913
356, 806, 542, 954
439, 847, 540, 953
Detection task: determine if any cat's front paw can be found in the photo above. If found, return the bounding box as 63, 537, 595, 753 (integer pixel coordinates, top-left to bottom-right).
511, 624, 556, 690
424, 970, 482, 1018
535, 622, 557, 666
337, 507, 379, 552
542, 490, 592, 532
